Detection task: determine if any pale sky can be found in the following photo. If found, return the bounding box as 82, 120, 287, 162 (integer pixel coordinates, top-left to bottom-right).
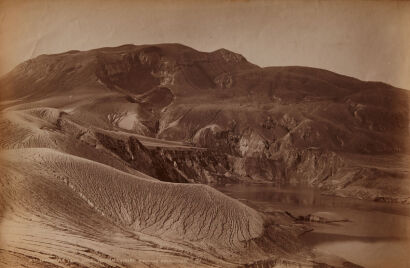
1, 0, 409, 89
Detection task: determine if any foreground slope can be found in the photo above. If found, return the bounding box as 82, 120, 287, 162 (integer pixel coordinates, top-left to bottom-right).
0, 147, 309, 267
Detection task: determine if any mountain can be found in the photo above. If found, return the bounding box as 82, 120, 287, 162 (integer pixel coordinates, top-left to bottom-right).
0, 43, 408, 267
1, 43, 408, 201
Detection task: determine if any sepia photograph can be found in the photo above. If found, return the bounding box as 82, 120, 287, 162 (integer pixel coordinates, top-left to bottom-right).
0, 0, 409, 267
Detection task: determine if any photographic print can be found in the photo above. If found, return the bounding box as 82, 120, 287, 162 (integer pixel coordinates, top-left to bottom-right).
0, 0, 409, 267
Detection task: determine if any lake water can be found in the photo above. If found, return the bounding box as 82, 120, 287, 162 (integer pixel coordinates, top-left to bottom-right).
215, 184, 410, 268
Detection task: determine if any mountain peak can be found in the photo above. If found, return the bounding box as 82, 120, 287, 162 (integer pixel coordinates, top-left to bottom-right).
212, 48, 249, 64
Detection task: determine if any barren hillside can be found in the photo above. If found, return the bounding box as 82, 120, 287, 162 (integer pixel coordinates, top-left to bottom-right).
1, 43, 408, 200
0, 43, 408, 267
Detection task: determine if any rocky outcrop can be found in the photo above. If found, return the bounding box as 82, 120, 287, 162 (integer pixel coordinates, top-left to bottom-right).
214, 72, 233, 89
95, 131, 236, 184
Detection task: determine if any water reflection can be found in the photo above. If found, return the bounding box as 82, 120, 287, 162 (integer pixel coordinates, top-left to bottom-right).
216, 184, 410, 216
216, 184, 410, 268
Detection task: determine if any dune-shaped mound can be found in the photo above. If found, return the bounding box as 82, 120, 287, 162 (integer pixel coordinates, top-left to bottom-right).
5, 148, 264, 243
0, 148, 307, 266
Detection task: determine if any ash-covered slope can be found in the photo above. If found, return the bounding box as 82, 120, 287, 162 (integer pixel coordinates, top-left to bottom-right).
1, 43, 408, 202
0, 109, 310, 267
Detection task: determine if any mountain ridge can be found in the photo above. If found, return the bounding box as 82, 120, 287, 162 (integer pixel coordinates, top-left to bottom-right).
1, 43, 408, 202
